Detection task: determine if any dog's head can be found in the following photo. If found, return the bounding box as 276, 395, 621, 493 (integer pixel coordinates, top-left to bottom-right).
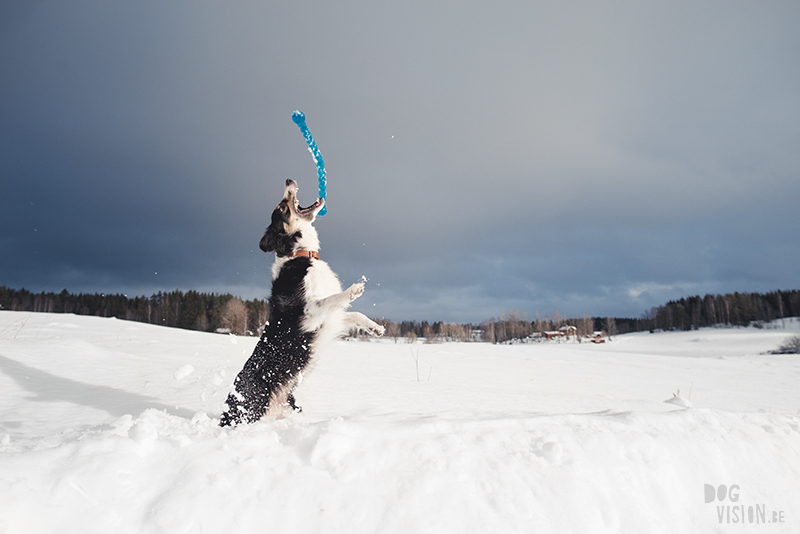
259, 179, 324, 256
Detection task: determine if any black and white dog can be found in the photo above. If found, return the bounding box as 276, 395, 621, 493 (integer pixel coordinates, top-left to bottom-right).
219, 179, 384, 426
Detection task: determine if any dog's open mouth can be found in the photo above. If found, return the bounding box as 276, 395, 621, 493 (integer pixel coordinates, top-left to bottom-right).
295, 197, 323, 216
284, 179, 323, 219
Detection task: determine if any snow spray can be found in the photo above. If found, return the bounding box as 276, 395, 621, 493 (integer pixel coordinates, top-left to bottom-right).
291, 110, 327, 217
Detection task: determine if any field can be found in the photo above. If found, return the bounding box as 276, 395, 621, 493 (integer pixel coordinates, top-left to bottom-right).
1, 311, 799, 533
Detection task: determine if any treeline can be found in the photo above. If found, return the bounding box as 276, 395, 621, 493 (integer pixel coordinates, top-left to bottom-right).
479, 311, 634, 343
0, 286, 268, 336
639, 290, 800, 332
375, 311, 634, 344
375, 290, 800, 343
373, 319, 483, 342
2, 286, 797, 341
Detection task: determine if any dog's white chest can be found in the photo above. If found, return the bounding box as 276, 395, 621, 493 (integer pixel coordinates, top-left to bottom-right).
303, 260, 342, 300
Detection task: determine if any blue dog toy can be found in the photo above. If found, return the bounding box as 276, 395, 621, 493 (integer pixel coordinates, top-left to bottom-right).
291, 110, 327, 217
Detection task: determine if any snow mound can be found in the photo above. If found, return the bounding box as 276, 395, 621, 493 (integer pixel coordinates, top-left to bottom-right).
2, 409, 798, 533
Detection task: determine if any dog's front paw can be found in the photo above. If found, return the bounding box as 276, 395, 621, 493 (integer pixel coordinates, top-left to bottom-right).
347, 282, 365, 302
372, 324, 386, 336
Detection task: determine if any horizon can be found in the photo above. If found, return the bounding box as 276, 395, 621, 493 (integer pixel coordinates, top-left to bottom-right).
3, 284, 797, 328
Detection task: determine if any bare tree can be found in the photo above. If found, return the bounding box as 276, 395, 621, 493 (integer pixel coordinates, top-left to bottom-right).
577, 314, 594, 341
221, 298, 249, 335
604, 316, 618, 340
482, 320, 496, 343
385, 320, 401, 342
555, 310, 563, 329
534, 311, 544, 334
441, 322, 469, 342
422, 323, 435, 340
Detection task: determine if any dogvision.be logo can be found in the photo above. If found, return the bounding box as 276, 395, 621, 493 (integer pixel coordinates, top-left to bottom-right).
705, 484, 786, 525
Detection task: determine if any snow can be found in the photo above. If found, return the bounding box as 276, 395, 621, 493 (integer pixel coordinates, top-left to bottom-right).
1, 311, 799, 533
173, 364, 195, 381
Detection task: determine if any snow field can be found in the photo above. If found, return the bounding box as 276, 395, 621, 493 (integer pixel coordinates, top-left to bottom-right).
1, 311, 799, 533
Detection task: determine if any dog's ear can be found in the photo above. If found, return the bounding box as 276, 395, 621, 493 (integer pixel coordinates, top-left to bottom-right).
260, 208, 285, 253
259, 226, 277, 253
259, 209, 298, 256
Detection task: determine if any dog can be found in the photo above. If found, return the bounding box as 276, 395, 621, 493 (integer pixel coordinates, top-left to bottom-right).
219, 179, 384, 426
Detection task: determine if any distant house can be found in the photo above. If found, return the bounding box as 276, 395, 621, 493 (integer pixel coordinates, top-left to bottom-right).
591, 331, 605, 343
543, 325, 577, 341
559, 325, 577, 337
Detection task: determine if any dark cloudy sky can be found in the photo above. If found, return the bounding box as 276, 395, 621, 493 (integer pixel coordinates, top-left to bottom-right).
1, 1, 798, 323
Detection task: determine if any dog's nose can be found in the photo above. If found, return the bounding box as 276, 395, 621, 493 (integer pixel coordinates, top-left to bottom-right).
285, 179, 297, 187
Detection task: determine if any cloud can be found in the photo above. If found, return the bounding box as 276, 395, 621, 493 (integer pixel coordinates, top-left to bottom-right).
1, 1, 799, 322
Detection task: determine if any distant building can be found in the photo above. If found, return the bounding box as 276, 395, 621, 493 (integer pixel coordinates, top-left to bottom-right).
559, 325, 577, 337
540, 325, 578, 341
